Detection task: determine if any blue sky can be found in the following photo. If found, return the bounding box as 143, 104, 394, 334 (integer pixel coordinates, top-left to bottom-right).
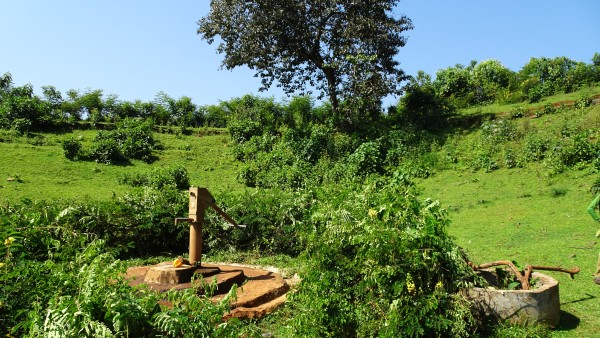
1, 1, 599, 108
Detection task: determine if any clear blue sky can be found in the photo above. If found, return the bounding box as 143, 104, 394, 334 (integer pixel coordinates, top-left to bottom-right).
1, 1, 599, 108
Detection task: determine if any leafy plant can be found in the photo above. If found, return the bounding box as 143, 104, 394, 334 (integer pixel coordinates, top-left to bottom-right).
87, 118, 158, 164
89, 135, 125, 164
62, 137, 83, 160
119, 165, 190, 190
287, 174, 477, 337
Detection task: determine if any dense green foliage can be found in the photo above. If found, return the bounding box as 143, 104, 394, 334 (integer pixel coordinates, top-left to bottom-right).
1, 53, 599, 336
1, 53, 598, 134
286, 174, 477, 337
0, 239, 257, 337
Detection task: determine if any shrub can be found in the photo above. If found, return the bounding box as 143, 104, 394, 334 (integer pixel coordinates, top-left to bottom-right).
1, 240, 257, 337
575, 92, 593, 109
523, 134, 549, 162
89, 135, 125, 164
10, 118, 31, 135
544, 131, 599, 174
509, 106, 525, 119
116, 118, 157, 162
481, 118, 517, 143
119, 166, 190, 190
287, 175, 477, 337
62, 138, 82, 160
346, 141, 384, 177
203, 188, 314, 256
228, 120, 262, 144
87, 118, 158, 164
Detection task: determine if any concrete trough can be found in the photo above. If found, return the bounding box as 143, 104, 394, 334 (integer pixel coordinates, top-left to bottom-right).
465, 269, 560, 328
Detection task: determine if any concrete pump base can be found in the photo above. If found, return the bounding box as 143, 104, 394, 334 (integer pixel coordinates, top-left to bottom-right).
127, 262, 291, 319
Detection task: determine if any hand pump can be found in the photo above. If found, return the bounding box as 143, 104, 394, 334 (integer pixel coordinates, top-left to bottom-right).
175, 187, 245, 266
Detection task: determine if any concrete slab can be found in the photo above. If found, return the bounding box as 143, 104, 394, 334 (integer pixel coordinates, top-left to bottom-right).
126, 262, 291, 319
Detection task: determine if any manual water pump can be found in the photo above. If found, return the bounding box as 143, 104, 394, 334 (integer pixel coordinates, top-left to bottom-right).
175, 187, 245, 266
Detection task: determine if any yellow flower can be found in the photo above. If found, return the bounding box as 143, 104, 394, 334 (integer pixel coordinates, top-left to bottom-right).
0, 262, 5, 268
4, 237, 15, 246
435, 281, 444, 291
172, 256, 183, 268
368, 209, 378, 218
406, 274, 416, 295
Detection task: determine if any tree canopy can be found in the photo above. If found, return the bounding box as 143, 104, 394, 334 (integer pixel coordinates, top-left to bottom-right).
197, 0, 413, 128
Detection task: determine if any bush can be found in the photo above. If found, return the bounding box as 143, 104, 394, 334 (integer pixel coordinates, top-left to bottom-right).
575, 92, 593, 109
86, 118, 158, 164
62, 138, 82, 160
524, 134, 549, 161
286, 175, 477, 337
544, 131, 599, 174
346, 141, 384, 177
89, 135, 125, 164
10, 118, 31, 135
119, 166, 190, 190
228, 120, 263, 144
116, 118, 157, 162
1, 239, 257, 337
203, 188, 314, 256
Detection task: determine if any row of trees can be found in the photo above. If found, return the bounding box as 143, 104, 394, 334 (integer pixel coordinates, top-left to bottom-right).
0, 72, 229, 132
398, 54, 600, 129
2, 54, 599, 135
432, 55, 600, 105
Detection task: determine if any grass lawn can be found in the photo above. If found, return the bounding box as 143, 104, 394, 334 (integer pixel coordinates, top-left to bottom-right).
0, 128, 245, 203
419, 166, 600, 337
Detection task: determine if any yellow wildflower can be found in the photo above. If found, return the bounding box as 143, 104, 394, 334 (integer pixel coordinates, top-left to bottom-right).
4, 237, 15, 246
406, 274, 416, 295
368, 209, 378, 218
0, 262, 5, 268
435, 281, 444, 291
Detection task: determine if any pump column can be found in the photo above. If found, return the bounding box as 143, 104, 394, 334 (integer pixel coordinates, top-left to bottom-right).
187, 187, 202, 265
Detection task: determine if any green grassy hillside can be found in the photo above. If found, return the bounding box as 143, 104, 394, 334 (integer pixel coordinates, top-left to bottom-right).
1, 89, 599, 336
0, 129, 243, 202
417, 97, 600, 336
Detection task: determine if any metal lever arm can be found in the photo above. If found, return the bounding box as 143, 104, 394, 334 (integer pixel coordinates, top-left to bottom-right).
210, 204, 246, 228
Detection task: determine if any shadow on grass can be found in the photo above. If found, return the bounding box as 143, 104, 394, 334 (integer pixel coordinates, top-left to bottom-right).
552, 293, 597, 332
561, 292, 596, 305
553, 310, 580, 332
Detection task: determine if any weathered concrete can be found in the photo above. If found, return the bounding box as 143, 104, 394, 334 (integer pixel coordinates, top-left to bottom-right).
465, 270, 560, 328
126, 262, 291, 319
143, 264, 196, 284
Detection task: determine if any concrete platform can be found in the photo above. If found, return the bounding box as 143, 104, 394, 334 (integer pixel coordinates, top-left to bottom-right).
126, 262, 291, 319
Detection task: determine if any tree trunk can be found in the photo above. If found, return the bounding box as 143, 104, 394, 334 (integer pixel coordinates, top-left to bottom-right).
323, 68, 339, 111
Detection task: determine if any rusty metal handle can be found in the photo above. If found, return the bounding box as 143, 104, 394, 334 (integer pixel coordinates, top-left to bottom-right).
210, 204, 247, 228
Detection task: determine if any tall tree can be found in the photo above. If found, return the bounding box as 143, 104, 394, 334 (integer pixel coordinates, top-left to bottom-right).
198, 0, 412, 129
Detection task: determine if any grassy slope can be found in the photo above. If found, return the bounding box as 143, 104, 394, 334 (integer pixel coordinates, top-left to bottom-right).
1, 89, 599, 336
418, 95, 600, 336
419, 168, 599, 336
0, 129, 245, 203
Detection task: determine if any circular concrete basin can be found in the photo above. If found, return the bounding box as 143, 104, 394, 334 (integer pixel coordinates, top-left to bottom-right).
465, 269, 560, 328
